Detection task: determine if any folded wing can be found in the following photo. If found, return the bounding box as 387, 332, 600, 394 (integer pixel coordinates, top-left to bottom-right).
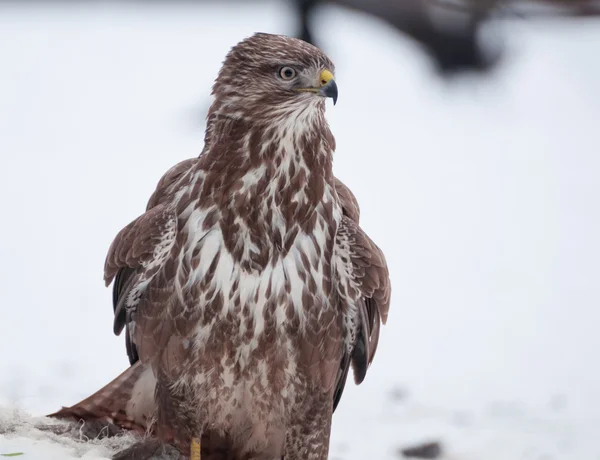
106, 158, 196, 364
332, 179, 391, 410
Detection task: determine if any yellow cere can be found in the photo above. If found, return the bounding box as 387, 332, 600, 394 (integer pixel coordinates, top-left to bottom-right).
320, 69, 334, 86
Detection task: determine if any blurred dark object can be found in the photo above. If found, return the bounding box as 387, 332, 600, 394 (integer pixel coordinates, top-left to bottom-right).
389, 385, 409, 403
400, 440, 443, 459
297, 0, 498, 75
525, 0, 600, 16
296, 0, 600, 76
3, 0, 599, 77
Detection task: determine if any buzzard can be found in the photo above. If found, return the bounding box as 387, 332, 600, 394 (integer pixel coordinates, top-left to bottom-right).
52, 33, 391, 460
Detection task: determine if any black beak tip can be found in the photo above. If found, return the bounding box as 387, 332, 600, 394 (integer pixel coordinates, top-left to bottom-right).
321, 80, 338, 106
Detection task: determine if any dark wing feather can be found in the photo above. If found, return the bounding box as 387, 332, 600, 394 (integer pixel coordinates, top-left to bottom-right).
113, 266, 135, 335
332, 207, 391, 411
332, 347, 352, 410
113, 267, 138, 364
105, 158, 196, 364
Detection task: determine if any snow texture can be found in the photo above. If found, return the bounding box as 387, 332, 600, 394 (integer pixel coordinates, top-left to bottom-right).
1, 1, 600, 459
0, 408, 136, 459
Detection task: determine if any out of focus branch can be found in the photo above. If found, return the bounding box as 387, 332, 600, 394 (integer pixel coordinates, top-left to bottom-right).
300, 0, 498, 74
517, 0, 600, 16
297, 0, 600, 76
426, 0, 600, 17
4, 0, 598, 77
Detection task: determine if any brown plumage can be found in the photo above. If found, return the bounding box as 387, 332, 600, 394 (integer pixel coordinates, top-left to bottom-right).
51, 33, 391, 460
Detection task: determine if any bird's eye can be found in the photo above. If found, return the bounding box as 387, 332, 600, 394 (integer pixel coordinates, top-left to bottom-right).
278, 66, 297, 80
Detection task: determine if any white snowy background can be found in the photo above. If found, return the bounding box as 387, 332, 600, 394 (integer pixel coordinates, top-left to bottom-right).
1, 2, 599, 459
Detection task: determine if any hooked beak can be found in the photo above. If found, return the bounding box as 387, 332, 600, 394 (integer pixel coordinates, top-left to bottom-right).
319, 69, 338, 105
296, 69, 338, 105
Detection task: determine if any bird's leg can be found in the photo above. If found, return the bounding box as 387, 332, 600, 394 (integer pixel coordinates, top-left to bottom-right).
190, 437, 201, 460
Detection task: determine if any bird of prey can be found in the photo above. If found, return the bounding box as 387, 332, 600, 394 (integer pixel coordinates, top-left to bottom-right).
51, 33, 391, 460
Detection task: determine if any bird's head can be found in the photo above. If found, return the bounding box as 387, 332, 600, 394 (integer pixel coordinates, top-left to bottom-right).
209, 33, 337, 122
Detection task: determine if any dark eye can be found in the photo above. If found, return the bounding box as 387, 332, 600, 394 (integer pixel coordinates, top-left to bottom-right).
278, 66, 296, 80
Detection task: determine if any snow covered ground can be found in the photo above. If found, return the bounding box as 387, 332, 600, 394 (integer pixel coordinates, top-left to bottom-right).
1, 2, 599, 459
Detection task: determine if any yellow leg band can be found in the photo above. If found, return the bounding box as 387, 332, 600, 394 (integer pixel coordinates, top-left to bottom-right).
190, 437, 201, 460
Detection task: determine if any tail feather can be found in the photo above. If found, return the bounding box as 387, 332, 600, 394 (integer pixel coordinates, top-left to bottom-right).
49, 362, 156, 434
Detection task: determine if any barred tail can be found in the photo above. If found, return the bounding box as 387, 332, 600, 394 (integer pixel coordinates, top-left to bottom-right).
48, 362, 156, 433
